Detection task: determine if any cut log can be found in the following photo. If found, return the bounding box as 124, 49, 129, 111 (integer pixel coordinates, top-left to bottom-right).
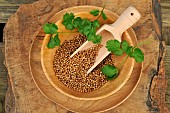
3, 0, 167, 112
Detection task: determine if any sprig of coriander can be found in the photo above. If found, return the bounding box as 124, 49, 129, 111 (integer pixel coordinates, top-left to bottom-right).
90, 6, 107, 20
43, 23, 58, 34
102, 39, 144, 80
43, 23, 78, 48
106, 40, 144, 62
43, 23, 60, 48
43, 7, 107, 48
101, 65, 118, 80
62, 10, 107, 44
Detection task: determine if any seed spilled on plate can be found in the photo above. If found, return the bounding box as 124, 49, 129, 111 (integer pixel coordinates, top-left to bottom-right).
53, 34, 115, 92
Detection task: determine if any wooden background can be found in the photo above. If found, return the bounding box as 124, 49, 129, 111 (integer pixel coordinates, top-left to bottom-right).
0, 0, 170, 112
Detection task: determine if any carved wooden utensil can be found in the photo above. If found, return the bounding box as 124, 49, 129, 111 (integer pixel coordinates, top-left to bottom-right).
70, 6, 141, 74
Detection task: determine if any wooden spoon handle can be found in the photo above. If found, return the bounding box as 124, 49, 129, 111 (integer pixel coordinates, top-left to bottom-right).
111, 6, 141, 37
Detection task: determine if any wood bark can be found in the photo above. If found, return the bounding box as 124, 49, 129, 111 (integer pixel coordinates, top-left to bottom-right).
0, 43, 7, 113
3, 0, 167, 112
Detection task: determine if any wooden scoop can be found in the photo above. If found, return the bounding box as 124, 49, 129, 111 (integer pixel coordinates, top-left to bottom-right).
70, 6, 141, 74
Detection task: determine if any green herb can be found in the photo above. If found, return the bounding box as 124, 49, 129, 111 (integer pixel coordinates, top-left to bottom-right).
43, 7, 107, 48
101, 65, 118, 80
101, 10, 107, 20
102, 39, 144, 80
62, 13, 103, 44
90, 6, 107, 20
43, 23, 58, 34
43, 23, 60, 48
47, 34, 60, 48
90, 9, 100, 16
106, 40, 123, 56
121, 40, 129, 51
131, 48, 144, 62
106, 39, 144, 62
62, 13, 75, 30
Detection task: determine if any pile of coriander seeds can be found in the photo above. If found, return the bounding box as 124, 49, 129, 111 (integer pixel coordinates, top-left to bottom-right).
53, 34, 115, 93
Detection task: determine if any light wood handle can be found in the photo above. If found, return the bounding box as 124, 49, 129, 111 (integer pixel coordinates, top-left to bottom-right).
111, 6, 141, 36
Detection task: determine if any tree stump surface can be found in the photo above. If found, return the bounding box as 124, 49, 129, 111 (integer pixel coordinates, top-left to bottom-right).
3, 0, 168, 113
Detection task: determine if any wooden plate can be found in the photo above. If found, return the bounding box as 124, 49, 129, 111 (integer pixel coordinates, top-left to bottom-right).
41, 6, 135, 100
29, 6, 142, 112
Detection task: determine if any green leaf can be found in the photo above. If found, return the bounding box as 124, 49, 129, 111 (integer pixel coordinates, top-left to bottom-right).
121, 40, 129, 51
131, 48, 144, 62
101, 11, 107, 20
101, 65, 118, 79
106, 40, 120, 51
92, 34, 102, 44
87, 33, 94, 41
65, 23, 75, 30
106, 40, 123, 56
54, 34, 60, 46
90, 9, 100, 16
47, 36, 56, 48
73, 17, 82, 27
47, 34, 60, 48
112, 49, 124, 56
43, 23, 58, 34
126, 46, 133, 56
63, 13, 75, 22
93, 20, 100, 28
62, 13, 75, 30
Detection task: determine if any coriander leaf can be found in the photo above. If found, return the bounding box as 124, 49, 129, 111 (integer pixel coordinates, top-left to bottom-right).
47, 36, 56, 48
47, 34, 60, 48
83, 25, 91, 33
84, 29, 90, 36
102, 65, 118, 79
64, 23, 75, 30
126, 46, 133, 56
101, 11, 107, 20
93, 20, 100, 28
62, 13, 75, 30
106, 40, 121, 51
54, 34, 60, 46
43, 23, 58, 34
112, 49, 124, 56
131, 48, 144, 62
77, 18, 92, 34
73, 17, 82, 27
90, 9, 100, 16
92, 34, 102, 44
121, 40, 129, 51
87, 33, 94, 41
63, 13, 75, 22
82, 18, 91, 26
106, 40, 123, 55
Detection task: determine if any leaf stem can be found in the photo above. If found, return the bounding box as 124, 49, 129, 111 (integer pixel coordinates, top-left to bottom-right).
117, 55, 129, 70
58, 31, 78, 34
96, 5, 105, 20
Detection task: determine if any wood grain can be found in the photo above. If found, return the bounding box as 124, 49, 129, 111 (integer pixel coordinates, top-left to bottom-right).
0, 43, 7, 113
3, 0, 167, 112
161, 0, 170, 46
164, 46, 170, 111
0, 0, 38, 23
161, 0, 170, 27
